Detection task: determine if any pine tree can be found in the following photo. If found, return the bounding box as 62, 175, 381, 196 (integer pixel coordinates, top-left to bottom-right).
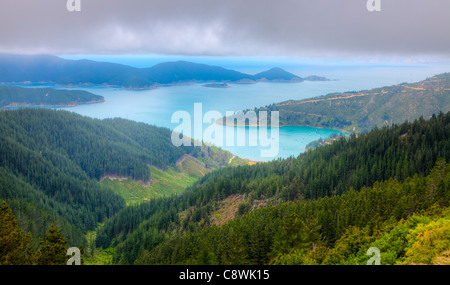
36, 223, 68, 265
0, 201, 34, 265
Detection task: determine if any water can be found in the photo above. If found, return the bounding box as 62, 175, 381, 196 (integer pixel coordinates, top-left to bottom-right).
52, 82, 349, 161
9, 58, 450, 161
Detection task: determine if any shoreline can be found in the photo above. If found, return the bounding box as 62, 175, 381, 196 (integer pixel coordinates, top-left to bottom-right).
1, 98, 105, 109
215, 120, 352, 135
214, 120, 351, 164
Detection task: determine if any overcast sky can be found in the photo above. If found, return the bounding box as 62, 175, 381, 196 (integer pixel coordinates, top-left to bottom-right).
0, 0, 449, 59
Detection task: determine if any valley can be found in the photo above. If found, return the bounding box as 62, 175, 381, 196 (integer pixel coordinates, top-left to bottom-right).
100, 154, 249, 206
1, 66, 449, 267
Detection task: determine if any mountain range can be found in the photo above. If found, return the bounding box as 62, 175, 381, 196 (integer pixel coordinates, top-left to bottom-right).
0, 54, 328, 89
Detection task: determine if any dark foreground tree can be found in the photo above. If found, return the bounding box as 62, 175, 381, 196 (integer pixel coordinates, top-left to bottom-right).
0, 201, 34, 265
37, 223, 68, 265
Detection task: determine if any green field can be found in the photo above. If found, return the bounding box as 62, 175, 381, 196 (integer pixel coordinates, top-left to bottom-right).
100, 156, 210, 205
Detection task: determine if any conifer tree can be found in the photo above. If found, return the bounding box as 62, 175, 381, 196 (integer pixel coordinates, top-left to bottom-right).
37, 223, 68, 265
0, 201, 34, 265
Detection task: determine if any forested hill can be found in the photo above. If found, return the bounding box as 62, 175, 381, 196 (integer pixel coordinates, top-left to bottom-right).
0, 54, 328, 89
254, 72, 450, 133
138, 159, 450, 265
0, 85, 104, 109
253, 67, 303, 82
96, 112, 450, 265
0, 108, 236, 249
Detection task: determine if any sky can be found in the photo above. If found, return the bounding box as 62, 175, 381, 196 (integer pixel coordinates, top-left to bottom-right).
0, 0, 449, 61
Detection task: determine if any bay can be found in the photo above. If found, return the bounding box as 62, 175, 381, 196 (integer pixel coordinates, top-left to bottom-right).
13, 59, 450, 161
54, 82, 348, 162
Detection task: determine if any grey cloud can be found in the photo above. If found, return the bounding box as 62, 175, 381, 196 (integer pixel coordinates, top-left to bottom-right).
0, 0, 449, 57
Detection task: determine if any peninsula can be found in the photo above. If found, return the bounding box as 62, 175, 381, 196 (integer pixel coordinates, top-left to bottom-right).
0, 85, 105, 109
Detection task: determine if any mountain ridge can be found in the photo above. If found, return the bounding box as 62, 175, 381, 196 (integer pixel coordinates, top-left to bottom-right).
0, 54, 329, 89
222, 72, 450, 133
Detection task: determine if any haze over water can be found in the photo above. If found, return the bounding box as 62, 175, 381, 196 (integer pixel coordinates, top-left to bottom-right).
53, 57, 450, 161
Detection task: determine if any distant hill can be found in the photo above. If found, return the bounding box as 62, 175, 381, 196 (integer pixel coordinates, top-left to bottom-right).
0, 54, 152, 88
248, 72, 450, 133
143, 61, 254, 84
0, 54, 328, 89
254, 67, 303, 82
0, 85, 104, 109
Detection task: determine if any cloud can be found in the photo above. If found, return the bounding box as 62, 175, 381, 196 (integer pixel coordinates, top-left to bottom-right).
0, 0, 449, 57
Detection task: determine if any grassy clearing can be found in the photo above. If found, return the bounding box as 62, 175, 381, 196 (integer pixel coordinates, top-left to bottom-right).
83, 225, 115, 265
100, 156, 209, 205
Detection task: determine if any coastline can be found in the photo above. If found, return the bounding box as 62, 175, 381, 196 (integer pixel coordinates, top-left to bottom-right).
215, 119, 352, 135
1, 98, 105, 110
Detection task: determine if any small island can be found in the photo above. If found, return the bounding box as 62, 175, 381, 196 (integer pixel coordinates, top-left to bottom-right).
202, 83, 231, 88
0, 86, 105, 109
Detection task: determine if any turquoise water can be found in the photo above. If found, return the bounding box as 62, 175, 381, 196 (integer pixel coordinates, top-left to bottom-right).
218, 125, 340, 161
13, 59, 450, 161
53, 82, 349, 161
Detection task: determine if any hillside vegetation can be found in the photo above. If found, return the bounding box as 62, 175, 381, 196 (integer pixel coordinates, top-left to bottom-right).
137, 159, 450, 265
95, 111, 450, 265
1, 104, 449, 266
0, 85, 104, 109
0, 108, 240, 249
255, 73, 450, 133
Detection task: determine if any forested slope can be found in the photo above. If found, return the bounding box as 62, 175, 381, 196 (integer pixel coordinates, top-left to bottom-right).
96, 112, 450, 264
137, 159, 450, 265
254, 73, 450, 133
0, 108, 236, 248
0, 86, 105, 109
